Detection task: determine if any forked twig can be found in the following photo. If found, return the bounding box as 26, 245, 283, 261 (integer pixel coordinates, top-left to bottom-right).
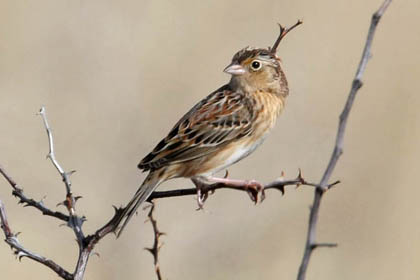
0, 165, 69, 222
38, 107, 84, 243
270, 19, 303, 53
0, 198, 72, 279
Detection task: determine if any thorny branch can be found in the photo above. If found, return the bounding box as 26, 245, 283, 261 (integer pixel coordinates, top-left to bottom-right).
0, 108, 323, 280
144, 202, 164, 280
0, 198, 73, 279
0, 166, 69, 222
38, 107, 84, 243
296, 1, 392, 279
0, 108, 127, 280
149, 170, 339, 204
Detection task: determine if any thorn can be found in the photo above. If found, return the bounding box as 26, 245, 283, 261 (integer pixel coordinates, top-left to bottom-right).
223, 170, 229, 178
56, 201, 66, 207
68, 170, 77, 176
328, 180, 341, 189
38, 106, 45, 115
296, 168, 304, 188
91, 252, 100, 258
311, 242, 338, 250
279, 186, 285, 196
112, 205, 123, 214
278, 23, 285, 33
74, 196, 83, 201
16, 251, 28, 261
15, 232, 22, 237
280, 171, 285, 180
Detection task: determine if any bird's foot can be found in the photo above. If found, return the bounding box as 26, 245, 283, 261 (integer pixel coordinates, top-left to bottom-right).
191, 177, 211, 210
205, 176, 265, 204
243, 179, 265, 203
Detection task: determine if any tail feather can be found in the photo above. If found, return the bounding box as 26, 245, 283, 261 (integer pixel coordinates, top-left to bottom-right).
116, 172, 164, 237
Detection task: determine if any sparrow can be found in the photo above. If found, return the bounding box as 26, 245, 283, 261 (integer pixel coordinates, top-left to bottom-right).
116, 21, 302, 237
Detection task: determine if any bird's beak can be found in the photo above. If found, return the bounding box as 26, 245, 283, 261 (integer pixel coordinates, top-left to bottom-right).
223, 63, 245, 75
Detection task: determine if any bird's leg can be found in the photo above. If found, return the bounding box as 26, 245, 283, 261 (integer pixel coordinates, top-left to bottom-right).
191, 177, 210, 210
205, 176, 265, 203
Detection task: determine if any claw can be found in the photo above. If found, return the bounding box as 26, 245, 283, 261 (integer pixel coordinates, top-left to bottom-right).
191, 178, 210, 210
196, 187, 208, 210
245, 180, 263, 204
260, 188, 266, 202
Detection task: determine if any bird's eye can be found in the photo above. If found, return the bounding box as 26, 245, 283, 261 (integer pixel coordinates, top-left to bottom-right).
250, 60, 262, 71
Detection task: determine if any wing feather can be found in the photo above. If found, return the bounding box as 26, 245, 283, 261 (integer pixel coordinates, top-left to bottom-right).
138, 84, 254, 171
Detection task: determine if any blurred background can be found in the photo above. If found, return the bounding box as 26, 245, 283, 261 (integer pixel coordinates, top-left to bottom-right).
0, 0, 419, 279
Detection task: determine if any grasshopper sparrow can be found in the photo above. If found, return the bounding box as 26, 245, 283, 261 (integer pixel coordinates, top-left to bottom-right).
117, 21, 302, 236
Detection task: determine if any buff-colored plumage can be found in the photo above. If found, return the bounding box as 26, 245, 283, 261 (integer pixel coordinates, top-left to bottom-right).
116, 24, 299, 237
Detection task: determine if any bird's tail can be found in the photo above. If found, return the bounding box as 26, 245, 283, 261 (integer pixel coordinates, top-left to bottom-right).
116, 171, 165, 238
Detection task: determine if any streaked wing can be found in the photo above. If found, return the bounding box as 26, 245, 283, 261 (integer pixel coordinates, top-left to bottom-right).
138, 84, 254, 171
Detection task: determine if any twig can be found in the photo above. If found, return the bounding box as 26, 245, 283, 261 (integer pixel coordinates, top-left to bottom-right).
148, 170, 334, 203
271, 20, 303, 53
296, 1, 392, 279
0, 165, 69, 222
0, 198, 72, 280
38, 107, 85, 243
144, 202, 164, 280
37, 107, 113, 280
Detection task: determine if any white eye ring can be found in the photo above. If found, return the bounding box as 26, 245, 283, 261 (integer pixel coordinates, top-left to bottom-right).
250, 60, 262, 71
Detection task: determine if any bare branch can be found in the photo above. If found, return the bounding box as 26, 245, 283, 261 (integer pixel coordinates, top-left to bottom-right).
148, 169, 326, 203
144, 202, 164, 280
0, 165, 69, 222
270, 20, 303, 53
38, 107, 85, 243
296, 1, 392, 279
0, 198, 72, 280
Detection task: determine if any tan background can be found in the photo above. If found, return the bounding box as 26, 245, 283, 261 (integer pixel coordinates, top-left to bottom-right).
0, 0, 419, 279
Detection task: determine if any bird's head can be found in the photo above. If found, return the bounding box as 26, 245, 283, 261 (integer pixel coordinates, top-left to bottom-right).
224, 20, 302, 97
